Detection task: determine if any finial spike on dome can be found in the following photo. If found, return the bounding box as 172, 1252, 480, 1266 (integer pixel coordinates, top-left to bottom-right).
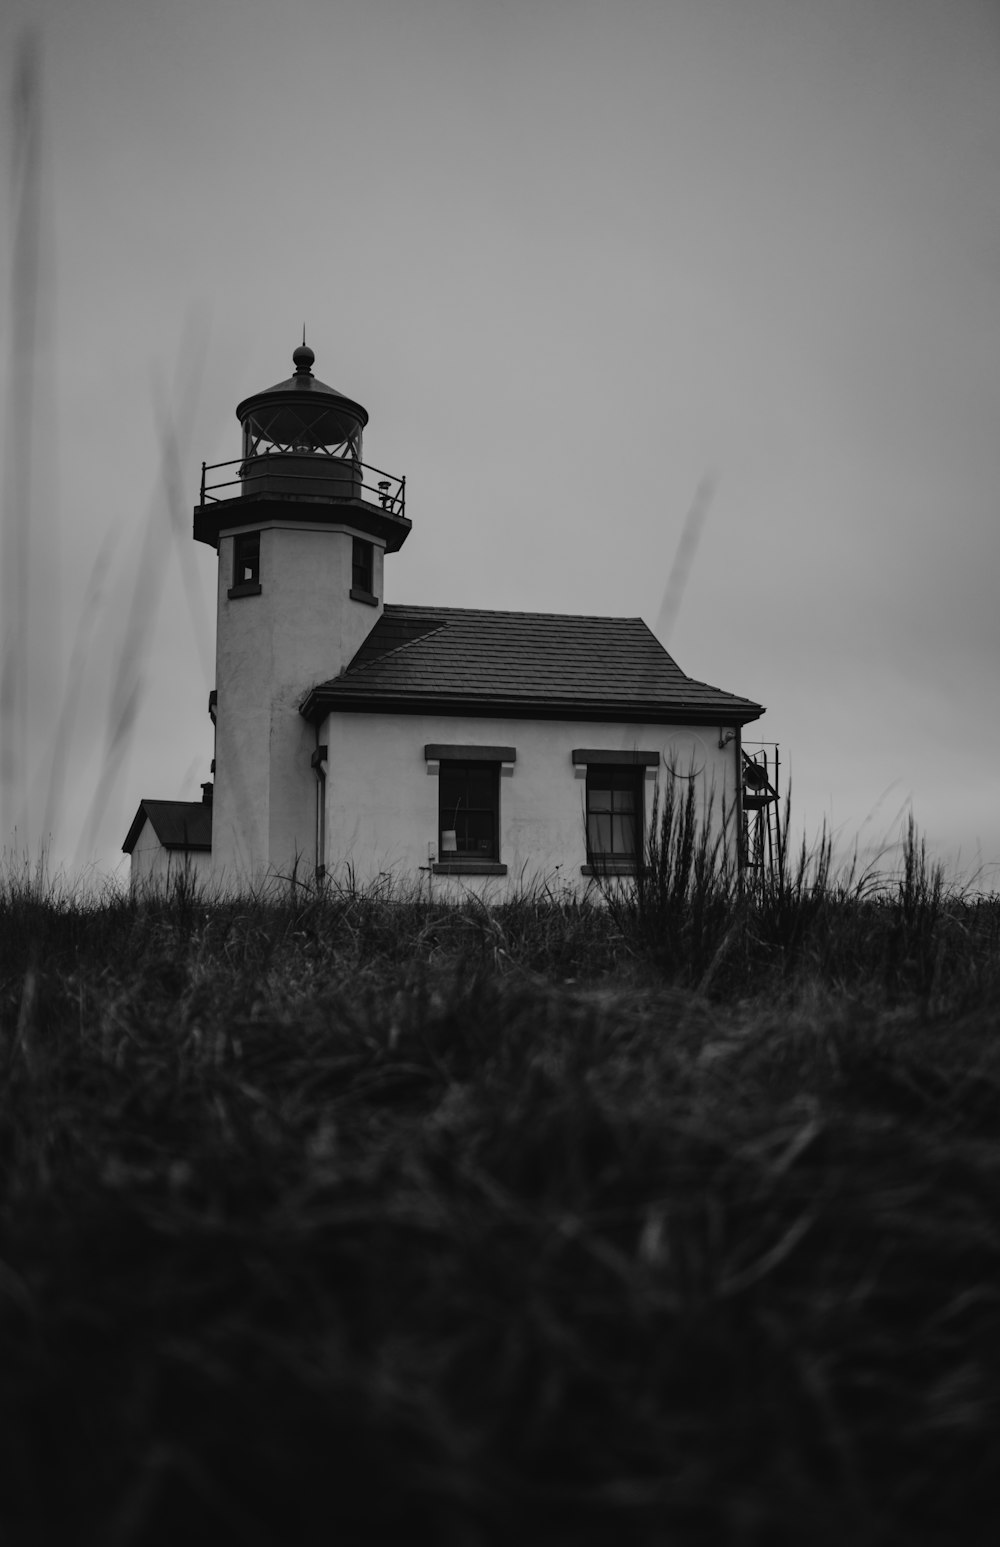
292, 333, 315, 376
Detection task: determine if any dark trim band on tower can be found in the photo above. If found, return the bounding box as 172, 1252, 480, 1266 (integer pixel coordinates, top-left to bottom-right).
193, 496, 411, 551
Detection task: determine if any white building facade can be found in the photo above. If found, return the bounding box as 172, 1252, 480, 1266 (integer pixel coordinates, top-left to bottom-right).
314, 713, 741, 901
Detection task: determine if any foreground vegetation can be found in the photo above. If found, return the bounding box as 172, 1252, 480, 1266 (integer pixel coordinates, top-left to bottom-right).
2, 816, 999, 1545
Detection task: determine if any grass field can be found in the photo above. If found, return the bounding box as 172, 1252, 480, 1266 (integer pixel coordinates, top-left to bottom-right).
2, 813, 999, 1545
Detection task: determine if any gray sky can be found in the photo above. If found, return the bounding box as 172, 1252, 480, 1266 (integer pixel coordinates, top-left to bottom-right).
2, 0, 999, 886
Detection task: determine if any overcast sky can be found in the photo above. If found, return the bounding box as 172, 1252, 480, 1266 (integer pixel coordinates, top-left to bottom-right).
2, 0, 999, 888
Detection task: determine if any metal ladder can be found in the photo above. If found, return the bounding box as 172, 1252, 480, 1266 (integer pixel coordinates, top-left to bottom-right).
742, 744, 781, 887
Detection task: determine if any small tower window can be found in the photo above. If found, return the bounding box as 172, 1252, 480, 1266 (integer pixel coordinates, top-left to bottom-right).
351, 537, 376, 603
229, 531, 261, 598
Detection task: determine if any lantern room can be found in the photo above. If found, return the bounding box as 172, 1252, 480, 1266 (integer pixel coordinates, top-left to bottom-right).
193, 340, 411, 552
235, 341, 368, 499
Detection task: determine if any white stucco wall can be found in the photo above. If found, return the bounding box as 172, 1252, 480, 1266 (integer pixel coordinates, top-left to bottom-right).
320, 712, 742, 900
128, 818, 213, 890
211, 521, 385, 888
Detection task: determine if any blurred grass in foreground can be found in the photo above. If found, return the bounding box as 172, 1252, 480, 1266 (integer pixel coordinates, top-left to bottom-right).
2, 829, 999, 1546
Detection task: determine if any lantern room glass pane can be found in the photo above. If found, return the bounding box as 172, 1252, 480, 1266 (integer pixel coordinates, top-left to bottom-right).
242, 405, 363, 460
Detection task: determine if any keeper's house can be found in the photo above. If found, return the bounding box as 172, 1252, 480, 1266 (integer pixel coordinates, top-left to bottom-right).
123, 343, 764, 893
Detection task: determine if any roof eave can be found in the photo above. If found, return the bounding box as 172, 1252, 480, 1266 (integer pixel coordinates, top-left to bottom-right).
235, 382, 369, 426
122, 805, 149, 854
301, 688, 765, 728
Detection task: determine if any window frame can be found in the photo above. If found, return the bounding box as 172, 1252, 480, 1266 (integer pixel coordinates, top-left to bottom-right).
426, 747, 514, 876
438, 759, 500, 865
572, 751, 658, 876
585, 763, 644, 868
228, 530, 261, 598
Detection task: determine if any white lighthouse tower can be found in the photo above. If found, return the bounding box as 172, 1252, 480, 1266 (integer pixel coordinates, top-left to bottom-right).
193, 341, 410, 886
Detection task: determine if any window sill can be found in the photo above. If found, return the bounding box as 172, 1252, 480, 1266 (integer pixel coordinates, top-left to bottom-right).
433, 862, 508, 876
581, 862, 640, 876
350, 587, 378, 606
227, 582, 262, 599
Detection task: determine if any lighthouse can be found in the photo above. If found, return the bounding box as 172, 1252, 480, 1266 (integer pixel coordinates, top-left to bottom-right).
193, 341, 410, 885
126, 339, 766, 896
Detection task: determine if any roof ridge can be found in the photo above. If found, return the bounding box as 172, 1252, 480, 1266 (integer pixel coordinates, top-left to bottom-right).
386, 602, 649, 625
631, 615, 693, 683
140, 798, 207, 809
342, 619, 449, 680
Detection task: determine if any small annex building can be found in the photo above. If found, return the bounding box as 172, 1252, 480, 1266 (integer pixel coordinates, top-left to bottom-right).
123, 342, 766, 894
122, 797, 213, 889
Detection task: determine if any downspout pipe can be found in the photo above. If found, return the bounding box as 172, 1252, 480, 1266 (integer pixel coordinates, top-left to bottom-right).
310, 738, 328, 883
718, 726, 743, 892
734, 725, 744, 896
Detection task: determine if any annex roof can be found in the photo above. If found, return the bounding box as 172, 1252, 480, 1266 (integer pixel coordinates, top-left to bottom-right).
301, 605, 764, 726
122, 800, 213, 855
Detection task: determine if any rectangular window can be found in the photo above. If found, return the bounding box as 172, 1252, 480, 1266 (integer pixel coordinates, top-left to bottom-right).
586, 765, 642, 863
351, 537, 374, 598
231, 531, 260, 592
439, 761, 499, 862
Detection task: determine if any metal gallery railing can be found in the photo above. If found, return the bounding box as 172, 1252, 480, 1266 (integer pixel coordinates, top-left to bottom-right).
198, 455, 406, 518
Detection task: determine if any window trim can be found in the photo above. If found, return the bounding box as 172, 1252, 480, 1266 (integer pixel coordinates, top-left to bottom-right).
432, 862, 509, 877
425, 744, 516, 764
578, 756, 650, 874
431, 754, 509, 874
572, 749, 659, 767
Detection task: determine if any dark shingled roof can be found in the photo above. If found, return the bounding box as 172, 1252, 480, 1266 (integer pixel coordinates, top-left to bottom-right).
301, 605, 764, 726
122, 800, 213, 855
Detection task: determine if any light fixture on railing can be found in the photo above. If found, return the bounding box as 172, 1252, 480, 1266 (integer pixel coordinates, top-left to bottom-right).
378, 480, 391, 508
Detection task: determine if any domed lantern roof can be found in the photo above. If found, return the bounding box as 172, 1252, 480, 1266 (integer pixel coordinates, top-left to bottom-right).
235, 340, 369, 460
